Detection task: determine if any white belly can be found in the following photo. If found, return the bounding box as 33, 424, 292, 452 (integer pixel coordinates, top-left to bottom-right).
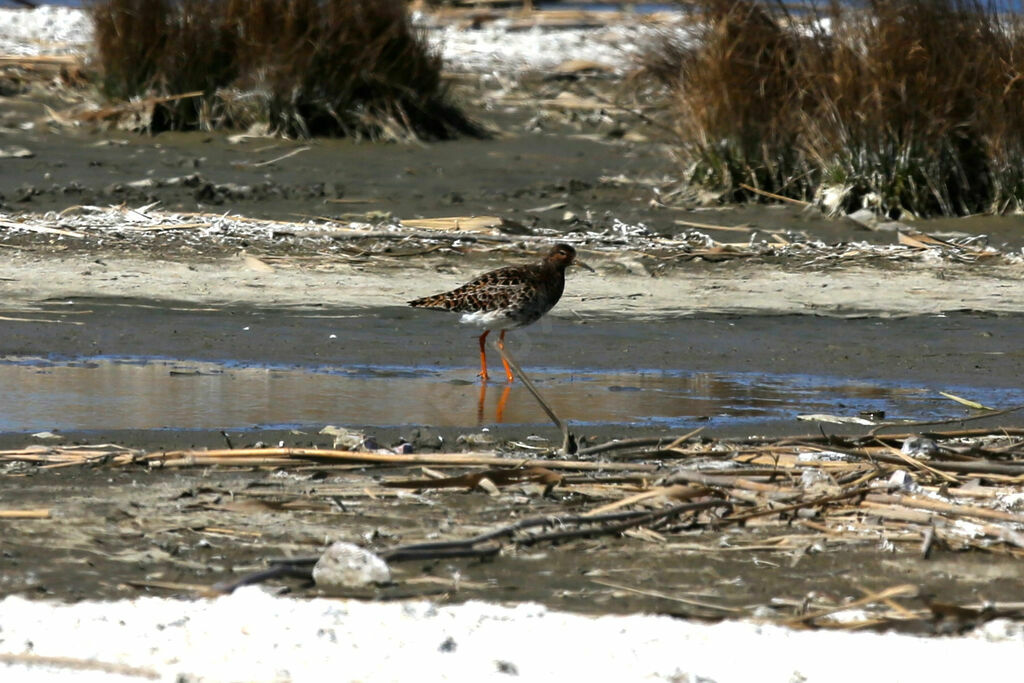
459, 309, 515, 330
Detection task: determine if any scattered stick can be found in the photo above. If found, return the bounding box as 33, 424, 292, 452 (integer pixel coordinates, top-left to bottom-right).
865, 493, 1024, 525
738, 183, 811, 207
0, 654, 159, 680
785, 584, 919, 626
868, 404, 1024, 436
0, 219, 84, 239
9, 424, 1024, 629
495, 341, 577, 455
589, 578, 743, 614
582, 484, 705, 516
0, 508, 50, 519
245, 146, 312, 168
142, 447, 647, 471
0, 315, 84, 325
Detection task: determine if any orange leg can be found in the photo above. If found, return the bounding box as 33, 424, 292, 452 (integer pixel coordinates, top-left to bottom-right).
495, 384, 511, 422
478, 330, 490, 382
497, 330, 514, 383
477, 382, 487, 425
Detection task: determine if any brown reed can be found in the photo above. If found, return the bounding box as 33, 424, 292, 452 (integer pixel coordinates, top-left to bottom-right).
89, 0, 483, 140
635, 0, 1024, 216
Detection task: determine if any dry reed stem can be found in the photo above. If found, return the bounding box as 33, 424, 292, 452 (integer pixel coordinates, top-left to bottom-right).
0, 509, 51, 519
785, 584, 920, 626
582, 484, 705, 516
10, 423, 1024, 626
7, 426, 1024, 565
145, 448, 649, 472
589, 578, 743, 614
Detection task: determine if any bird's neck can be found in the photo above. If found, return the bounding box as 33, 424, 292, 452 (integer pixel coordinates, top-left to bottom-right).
541, 260, 567, 275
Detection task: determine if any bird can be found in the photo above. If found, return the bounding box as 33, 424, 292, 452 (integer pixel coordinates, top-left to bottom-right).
408, 243, 592, 383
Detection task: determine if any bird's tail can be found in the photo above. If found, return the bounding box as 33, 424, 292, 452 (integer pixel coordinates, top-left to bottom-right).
408, 293, 457, 310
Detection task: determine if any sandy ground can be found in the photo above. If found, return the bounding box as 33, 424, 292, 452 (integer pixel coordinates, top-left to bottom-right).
4, 249, 1024, 318
2, 588, 1024, 682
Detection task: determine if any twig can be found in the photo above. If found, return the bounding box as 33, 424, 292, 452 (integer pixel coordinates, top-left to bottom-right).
868, 404, 1024, 436
589, 578, 743, 614
582, 484, 705, 516
738, 183, 811, 206
865, 493, 1024, 525
247, 146, 312, 168
876, 440, 959, 484
145, 448, 650, 472
0, 654, 159, 680
784, 584, 918, 626
672, 219, 755, 233
725, 486, 871, 523
0, 315, 84, 325
581, 428, 707, 458
789, 441, 1024, 476
0, 508, 50, 519
495, 341, 576, 455
577, 436, 677, 456
238, 501, 728, 580
383, 500, 727, 560
515, 500, 726, 546
0, 219, 84, 239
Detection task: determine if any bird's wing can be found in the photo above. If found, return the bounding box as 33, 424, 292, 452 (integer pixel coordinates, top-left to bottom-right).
409, 265, 537, 312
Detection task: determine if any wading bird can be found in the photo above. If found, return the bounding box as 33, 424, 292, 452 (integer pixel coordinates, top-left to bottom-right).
408, 243, 592, 383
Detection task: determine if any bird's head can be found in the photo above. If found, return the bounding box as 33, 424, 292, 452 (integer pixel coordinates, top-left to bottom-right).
545, 243, 594, 272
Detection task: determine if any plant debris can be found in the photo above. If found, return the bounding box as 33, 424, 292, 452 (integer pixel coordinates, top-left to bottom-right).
6, 425, 1024, 631
0, 205, 1014, 267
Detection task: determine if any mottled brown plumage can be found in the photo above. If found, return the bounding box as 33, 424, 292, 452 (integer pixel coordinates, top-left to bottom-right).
408, 243, 590, 382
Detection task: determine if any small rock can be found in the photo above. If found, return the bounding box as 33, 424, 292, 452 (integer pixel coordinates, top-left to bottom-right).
31, 431, 63, 441
887, 469, 919, 492
240, 254, 274, 273
313, 542, 391, 590
495, 661, 519, 676
407, 427, 443, 451
999, 492, 1024, 511
845, 207, 879, 228
799, 468, 832, 491
14, 184, 35, 202
0, 146, 33, 159
217, 182, 254, 200
901, 437, 938, 458
476, 477, 500, 496
320, 426, 377, 451
457, 432, 496, 447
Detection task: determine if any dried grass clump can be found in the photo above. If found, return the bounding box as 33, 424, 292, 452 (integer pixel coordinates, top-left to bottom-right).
636, 0, 1024, 216
89, 0, 483, 140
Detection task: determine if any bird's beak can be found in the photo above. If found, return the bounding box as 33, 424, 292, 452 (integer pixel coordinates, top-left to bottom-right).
574, 259, 595, 273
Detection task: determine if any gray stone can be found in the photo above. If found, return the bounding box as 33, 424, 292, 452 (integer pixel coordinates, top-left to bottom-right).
313, 542, 391, 590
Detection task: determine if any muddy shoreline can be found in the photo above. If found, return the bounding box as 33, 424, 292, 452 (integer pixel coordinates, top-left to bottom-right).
4, 23, 1024, 627
2, 298, 1024, 441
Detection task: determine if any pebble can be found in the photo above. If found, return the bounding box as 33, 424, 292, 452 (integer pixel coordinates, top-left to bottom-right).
312, 541, 391, 590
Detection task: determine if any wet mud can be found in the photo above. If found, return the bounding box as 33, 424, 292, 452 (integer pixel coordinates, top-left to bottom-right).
4, 462, 1019, 626
3, 298, 1024, 621
2, 302, 1024, 438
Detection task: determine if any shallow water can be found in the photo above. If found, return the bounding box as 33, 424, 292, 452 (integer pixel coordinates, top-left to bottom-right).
0, 356, 1014, 432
